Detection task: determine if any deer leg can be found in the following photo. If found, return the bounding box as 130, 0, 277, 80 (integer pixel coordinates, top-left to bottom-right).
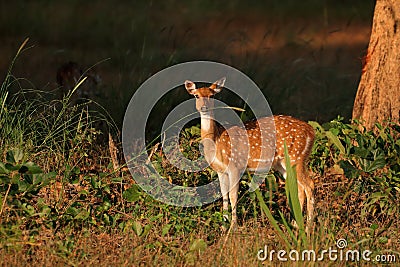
228, 168, 240, 225
274, 159, 287, 180
304, 176, 315, 231
296, 181, 306, 212
296, 164, 314, 232
279, 161, 307, 229
218, 172, 230, 222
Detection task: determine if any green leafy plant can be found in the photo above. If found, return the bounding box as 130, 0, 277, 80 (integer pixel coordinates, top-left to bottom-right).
310, 119, 399, 219
0, 148, 55, 202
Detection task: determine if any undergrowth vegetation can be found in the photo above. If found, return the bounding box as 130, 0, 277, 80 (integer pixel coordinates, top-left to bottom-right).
1, 44, 399, 265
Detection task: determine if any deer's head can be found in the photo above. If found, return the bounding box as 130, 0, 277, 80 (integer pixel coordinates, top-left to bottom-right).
185, 77, 226, 114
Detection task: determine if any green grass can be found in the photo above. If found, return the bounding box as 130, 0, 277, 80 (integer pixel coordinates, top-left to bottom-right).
2, 2, 399, 266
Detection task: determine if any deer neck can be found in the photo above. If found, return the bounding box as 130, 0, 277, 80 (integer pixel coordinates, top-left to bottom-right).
199, 108, 220, 164
200, 109, 217, 141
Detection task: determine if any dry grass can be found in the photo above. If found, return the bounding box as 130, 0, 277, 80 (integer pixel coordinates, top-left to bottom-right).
1, 168, 398, 266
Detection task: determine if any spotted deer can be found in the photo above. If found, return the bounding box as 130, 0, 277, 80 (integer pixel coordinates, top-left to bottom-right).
185, 77, 315, 230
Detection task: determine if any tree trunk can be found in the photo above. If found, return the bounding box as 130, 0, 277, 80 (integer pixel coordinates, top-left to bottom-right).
352, 0, 400, 129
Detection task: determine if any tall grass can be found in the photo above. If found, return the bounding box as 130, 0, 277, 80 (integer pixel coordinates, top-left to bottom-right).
0, 39, 116, 166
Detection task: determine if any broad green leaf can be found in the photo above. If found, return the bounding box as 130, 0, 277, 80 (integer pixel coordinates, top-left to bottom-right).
326, 130, 345, 154
359, 156, 386, 173
0, 176, 10, 184
353, 147, 370, 158
329, 127, 340, 136
0, 162, 9, 174
75, 209, 90, 220
162, 224, 172, 236
6, 149, 24, 164
102, 185, 111, 194
24, 174, 33, 184
185, 252, 196, 266
308, 121, 323, 131
133, 221, 143, 236
339, 160, 361, 179
6, 163, 19, 171
142, 223, 152, 237
22, 203, 35, 216
40, 205, 51, 217
103, 213, 110, 225
66, 207, 78, 217
79, 189, 89, 195
101, 199, 111, 211
17, 180, 29, 191
379, 237, 388, 244
150, 213, 163, 222
18, 165, 29, 174
189, 239, 207, 252
123, 185, 141, 202
44, 171, 56, 182
190, 126, 200, 136
22, 162, 43, 174
90, 176, 99, 189
111, 177, 123, 183
370, 223, 379, 230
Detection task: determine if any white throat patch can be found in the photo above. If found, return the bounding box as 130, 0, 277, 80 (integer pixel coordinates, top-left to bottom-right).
201, 113, 213, 131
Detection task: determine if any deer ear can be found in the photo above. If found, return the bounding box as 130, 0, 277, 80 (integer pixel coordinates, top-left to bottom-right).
185, 80, 196, 94
210, 77, 225, 93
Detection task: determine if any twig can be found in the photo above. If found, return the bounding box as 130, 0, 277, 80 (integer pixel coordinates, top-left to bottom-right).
316, 181, 347, 188
219, 223, 235, 260
146, 143, 159, 164
108, 133, 120, 173
0, 184, 12, 221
